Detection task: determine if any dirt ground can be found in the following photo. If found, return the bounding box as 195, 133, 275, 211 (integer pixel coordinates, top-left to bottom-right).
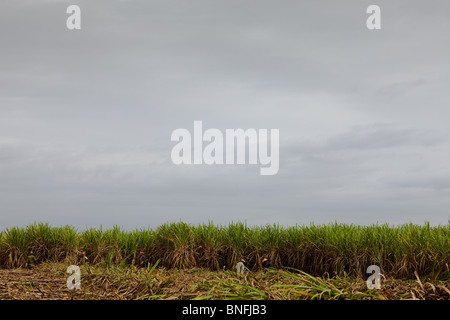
0, 267, 72, 300
0, 263, 221, 300
0, 263, 449, 300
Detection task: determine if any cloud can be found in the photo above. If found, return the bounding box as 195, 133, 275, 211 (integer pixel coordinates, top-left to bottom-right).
0, 0, 449, 229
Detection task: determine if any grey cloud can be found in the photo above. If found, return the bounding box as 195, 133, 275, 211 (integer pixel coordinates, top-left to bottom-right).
1, 0, 450, 229
325, 124, 442, 150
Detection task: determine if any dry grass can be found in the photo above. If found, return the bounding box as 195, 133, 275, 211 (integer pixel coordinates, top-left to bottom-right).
0, 262, 448, 300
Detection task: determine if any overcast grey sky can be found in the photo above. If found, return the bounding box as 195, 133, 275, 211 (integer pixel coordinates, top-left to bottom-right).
1, 0, 450, 230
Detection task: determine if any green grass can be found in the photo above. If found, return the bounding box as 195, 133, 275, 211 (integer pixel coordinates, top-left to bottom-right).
0, 221, 448, 280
